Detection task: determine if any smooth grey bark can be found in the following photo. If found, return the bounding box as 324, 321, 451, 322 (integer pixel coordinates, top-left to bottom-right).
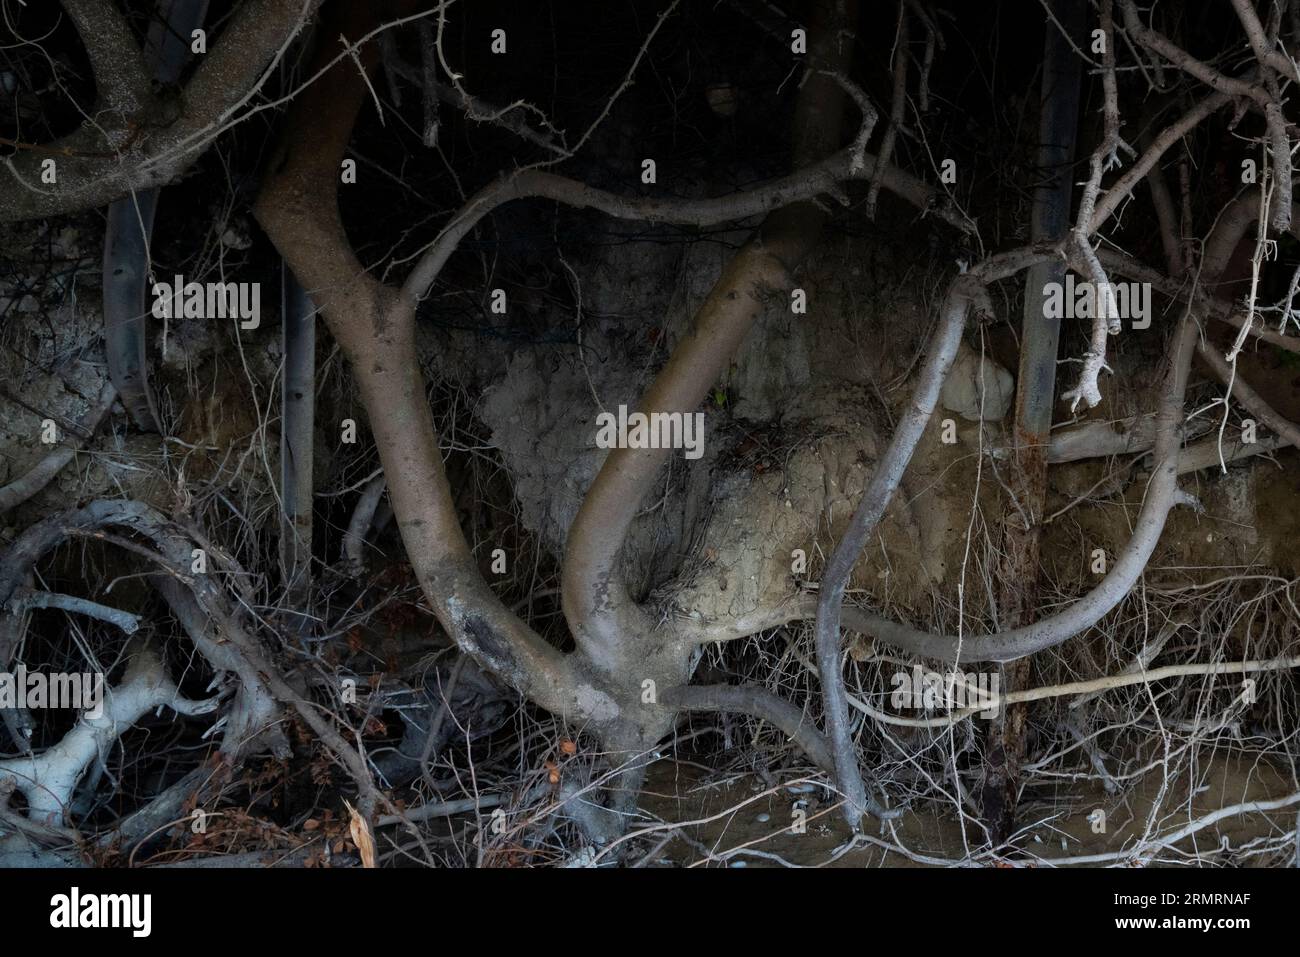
103, 190, 162, 431
343, 474, 387, 577
279, 266, 316, 618
815, 281, 978, 828
0, 500, 285, 759
668, 683, 836, 775
810, 243, 1042, 829
559, 0, 863, 676
1018, 0, 1084, 443
1043, 415, 1159, 462
0, 642, 216, 828
802, 304, 1198, 667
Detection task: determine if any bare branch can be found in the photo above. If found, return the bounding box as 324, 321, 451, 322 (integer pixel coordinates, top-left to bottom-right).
1063, 0, 1122, 412
5, 589, 141, 634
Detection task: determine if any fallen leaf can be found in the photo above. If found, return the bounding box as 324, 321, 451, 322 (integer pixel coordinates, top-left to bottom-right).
343, 799, 377, 869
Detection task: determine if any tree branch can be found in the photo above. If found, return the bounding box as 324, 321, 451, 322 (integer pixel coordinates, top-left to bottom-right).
0, 380, 116, 515
0, 0, 322, 222
252, 0, 587, 720
666, 684, 834, 774
4, 589, 140, 634
0, 641, 215, 829
0, 500, 285, 759
58, 0, 153, 115
812, 249, 1038, 826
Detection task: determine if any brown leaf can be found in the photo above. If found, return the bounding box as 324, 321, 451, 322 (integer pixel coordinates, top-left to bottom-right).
343, 799, 377, 869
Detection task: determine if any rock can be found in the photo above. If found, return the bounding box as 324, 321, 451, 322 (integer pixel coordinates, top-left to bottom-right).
940, 342, 1014, 421
220, 224, 253, 250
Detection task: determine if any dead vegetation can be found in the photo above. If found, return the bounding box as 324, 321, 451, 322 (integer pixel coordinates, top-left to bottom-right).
2, 0, 1300, 869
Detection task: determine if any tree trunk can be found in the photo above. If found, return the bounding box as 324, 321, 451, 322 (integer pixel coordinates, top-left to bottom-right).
982, 0, 1084, 844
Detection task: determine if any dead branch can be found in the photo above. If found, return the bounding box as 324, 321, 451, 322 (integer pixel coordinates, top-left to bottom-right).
1062, 0, 1123, 411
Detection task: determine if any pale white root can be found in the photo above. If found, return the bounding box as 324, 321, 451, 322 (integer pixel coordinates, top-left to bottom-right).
0, 642, 217, 833
794, 650, 1300, 729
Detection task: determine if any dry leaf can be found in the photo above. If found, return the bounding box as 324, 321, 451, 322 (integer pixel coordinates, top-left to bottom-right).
343, 799, 377, 869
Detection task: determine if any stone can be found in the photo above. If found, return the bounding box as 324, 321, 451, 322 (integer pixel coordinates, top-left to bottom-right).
940, 342, 1014, 421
